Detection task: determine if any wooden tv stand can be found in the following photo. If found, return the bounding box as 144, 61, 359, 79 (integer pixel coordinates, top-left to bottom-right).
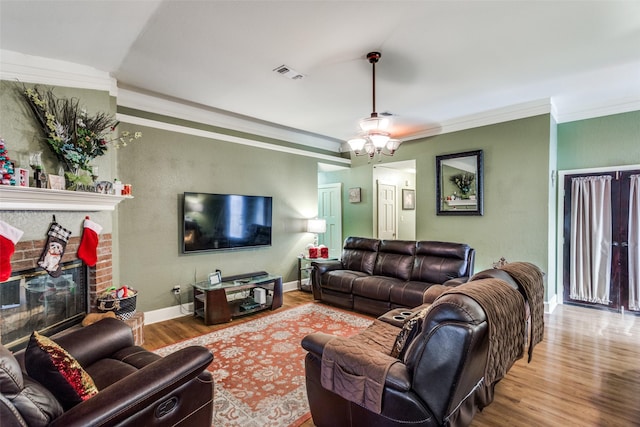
192, 271, 283, 325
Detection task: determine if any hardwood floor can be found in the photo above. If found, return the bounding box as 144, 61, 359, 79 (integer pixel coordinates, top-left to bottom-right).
144, 291, 640, 426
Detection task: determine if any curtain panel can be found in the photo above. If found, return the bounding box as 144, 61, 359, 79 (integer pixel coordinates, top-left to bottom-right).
629, 175, 640, 311
570, 176, 612, 304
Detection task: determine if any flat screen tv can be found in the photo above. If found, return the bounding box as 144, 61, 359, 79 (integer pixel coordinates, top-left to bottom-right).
182, 192, 273, 253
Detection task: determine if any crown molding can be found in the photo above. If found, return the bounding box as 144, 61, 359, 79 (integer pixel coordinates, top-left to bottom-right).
407, 99, 555, 140
116, 87, 343, 153
0, 50, 117, 95
553, 97, 640, 124
117, 113, 351, 166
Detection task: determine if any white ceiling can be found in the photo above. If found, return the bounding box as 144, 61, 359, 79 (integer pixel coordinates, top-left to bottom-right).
1, 0, 639, 150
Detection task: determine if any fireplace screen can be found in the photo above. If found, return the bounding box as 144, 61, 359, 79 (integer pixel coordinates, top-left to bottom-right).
0, 261, 88, 350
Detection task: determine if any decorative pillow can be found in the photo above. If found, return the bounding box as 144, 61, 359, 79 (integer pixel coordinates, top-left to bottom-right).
24, 331, 98, 410
390, 306, 431, 360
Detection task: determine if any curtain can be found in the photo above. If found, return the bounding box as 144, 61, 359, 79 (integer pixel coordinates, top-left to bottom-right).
570, 176, 612, 304
629, 174, 640, 311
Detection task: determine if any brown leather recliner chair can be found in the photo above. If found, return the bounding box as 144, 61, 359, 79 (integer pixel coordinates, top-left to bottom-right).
302, 273, 533, 427
1, 318, 214, 427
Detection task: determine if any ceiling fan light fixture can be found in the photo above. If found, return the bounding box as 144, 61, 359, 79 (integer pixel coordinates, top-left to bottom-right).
368, 131, 390, 149
359, 114, 390, 132
348, 137, 367, 153
386, 138, 402, 153
347, 51, 402, 161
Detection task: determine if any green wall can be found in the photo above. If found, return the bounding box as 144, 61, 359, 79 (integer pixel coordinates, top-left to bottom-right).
323, 115, 555, 278
557, 111, 640, 170
0, 81, 117, 257
116, 117, 327, 312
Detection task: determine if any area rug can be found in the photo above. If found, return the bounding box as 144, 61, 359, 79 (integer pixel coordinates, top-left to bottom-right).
154, 303, 372, 427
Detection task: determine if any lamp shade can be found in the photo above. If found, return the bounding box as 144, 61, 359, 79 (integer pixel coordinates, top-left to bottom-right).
347, 137, 367, 153
368, 131, 390, 148
307, 219, 326, 233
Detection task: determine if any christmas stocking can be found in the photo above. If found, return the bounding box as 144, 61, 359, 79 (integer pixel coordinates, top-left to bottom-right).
0, 220, 24, 282
38, 218, 71, 278
77, 216, 102, 267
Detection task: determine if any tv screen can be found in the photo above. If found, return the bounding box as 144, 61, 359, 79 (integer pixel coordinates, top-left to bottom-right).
182, 192, 273, 253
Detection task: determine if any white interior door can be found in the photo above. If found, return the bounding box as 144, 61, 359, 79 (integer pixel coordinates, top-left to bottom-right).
377, 182, 396, 239
318, 183, 342, 258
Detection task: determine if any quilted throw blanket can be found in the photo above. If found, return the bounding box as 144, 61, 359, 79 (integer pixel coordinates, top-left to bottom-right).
441, 278, 526, 385
500, 262, 545, 362
321, 319, 399, 414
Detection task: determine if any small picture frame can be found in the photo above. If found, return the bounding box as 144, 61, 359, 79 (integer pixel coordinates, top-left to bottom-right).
47, 174, 65, 190
402, 189, 415, 210
95, 181, 113, 194
349, 187, 361, 203
16, 168, 29, 187
208, 271, 222, 286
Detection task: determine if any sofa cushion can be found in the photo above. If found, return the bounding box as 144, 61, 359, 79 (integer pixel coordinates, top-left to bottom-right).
85, 359, 139, 390
373, 240, 416, 281
1, 344, 62, 427
24, 332, 98, 410
341, 237, 380, 275
322, 270, 369, 293
10, 377, 64, 427
411, 241, 471, 283
0, 344, 23, 394
352, 276, 404, 301
389, 281, 437, 307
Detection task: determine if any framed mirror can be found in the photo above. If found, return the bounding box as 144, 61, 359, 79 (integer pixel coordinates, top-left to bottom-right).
436, 150, 483, 216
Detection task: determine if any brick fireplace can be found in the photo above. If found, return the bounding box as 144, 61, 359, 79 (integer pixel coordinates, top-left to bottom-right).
13, 234, 112, 312
5, 233, 144, 346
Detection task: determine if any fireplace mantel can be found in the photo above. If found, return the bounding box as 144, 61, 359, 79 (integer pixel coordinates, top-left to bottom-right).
0, 186, 131, 211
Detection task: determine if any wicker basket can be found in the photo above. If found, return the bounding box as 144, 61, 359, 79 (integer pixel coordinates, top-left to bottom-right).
97, 288, 137, 320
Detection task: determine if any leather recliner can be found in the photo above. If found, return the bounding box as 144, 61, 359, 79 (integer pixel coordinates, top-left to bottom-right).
1, 318, 214, 427
302, 266, 540, 427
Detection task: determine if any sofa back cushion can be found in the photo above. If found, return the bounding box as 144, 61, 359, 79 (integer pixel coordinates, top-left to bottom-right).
341, 237, 380, 275
373, 240, 416, 280
1, 343, 64, 426
411, 241, 473, 283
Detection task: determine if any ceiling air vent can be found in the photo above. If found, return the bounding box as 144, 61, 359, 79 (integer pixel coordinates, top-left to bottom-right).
273, 65, 305, 80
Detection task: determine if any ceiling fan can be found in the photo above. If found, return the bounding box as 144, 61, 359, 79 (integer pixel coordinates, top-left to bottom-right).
347, 52, 402, 160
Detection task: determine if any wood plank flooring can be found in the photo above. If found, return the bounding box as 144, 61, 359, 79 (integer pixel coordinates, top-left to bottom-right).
144, 291, 640, 426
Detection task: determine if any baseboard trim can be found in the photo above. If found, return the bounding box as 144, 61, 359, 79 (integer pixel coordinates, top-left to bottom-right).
545, 294, 558, 314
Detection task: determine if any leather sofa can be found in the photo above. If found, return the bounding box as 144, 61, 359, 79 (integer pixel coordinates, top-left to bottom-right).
302, 263, 545, 427
311, 237, 475, 316
1, 318, 214, 427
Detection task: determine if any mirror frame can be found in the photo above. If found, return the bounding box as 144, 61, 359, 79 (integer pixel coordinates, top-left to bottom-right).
436, 150, 484, 216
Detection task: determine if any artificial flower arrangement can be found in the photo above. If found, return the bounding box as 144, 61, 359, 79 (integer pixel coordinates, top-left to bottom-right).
449, 172, 475, 197
20, 86, 141, 188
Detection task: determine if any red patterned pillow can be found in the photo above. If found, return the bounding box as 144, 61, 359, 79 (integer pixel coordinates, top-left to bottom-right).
24, 331, 98, 409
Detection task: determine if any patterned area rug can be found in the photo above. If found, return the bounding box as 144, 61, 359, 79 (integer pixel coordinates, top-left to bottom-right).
154, 303, 371, 427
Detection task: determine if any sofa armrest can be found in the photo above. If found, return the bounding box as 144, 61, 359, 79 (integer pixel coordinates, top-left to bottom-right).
310, 260, 343, 299
302, 333, 411, 392
385, 363, 411, 392
443, 276, 469, 287
301, 332, 335, 356
311, 260, 343, 275
54, 318, 135, 368
49, 346, 213, 427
